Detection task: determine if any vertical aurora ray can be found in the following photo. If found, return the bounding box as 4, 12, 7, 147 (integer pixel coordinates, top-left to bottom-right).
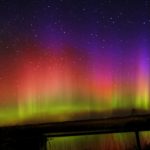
136, 49, 150, 109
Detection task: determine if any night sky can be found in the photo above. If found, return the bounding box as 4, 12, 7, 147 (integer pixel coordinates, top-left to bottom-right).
0, 0, 150, 125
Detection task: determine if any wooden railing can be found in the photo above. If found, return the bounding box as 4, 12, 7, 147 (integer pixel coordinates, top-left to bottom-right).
1, 114, 150, 149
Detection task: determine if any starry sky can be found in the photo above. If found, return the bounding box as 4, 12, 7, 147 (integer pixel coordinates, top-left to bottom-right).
0, 0, 150, 125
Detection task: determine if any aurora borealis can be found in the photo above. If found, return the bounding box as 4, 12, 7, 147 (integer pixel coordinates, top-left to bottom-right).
0, 0, 150, 125
47, 133, 137, 150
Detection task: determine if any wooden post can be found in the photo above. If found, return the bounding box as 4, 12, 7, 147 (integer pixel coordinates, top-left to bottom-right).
135, 131, 142, 150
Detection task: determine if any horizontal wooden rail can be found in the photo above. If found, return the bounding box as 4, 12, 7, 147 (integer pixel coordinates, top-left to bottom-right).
1, 113, 150, 139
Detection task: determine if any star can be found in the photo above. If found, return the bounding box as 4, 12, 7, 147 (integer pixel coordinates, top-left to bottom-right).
82, 8, 86, 12
63, 31, 66, 34
34, 34, 38, 38
142, 22, 146, 25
